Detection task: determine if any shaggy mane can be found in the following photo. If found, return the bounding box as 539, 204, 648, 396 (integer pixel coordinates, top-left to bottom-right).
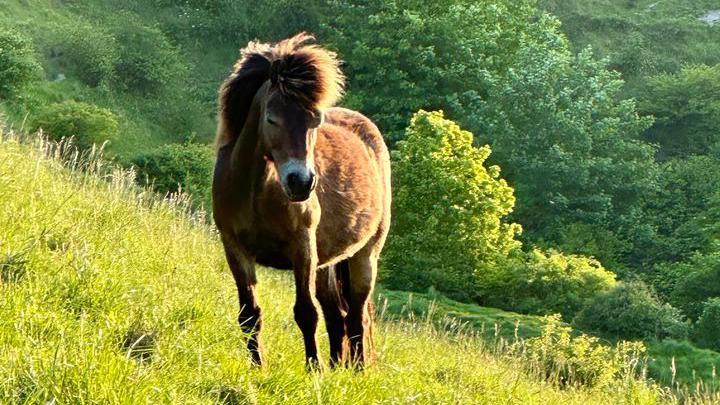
216, 33, 345, 148
269, 32, 345, 111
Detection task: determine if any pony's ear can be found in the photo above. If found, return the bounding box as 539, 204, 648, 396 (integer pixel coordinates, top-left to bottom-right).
309, 109, 324, 128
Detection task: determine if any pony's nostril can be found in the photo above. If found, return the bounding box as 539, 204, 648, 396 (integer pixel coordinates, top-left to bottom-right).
287, 172, 302, 192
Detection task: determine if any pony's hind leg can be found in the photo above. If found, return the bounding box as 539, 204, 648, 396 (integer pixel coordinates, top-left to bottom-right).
222, 238, 263, 366
315, 261, 349, 367
346, 246, 379, 367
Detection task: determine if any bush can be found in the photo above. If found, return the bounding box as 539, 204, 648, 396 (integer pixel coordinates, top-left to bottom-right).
692, 298, 720, 352
111, 20, 189, 95
574, 281, 689, 341
52, 22, 118, 87
513, 315, 646, 388
0, 28, 42, 99
669, 252, 720, 320
31, 101, 119, 150
132, 143, 214, 209
382, 110, 521, 303
482, 249, 617, 318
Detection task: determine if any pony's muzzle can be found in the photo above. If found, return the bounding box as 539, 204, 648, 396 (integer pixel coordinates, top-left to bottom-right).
280, 160, 316, 202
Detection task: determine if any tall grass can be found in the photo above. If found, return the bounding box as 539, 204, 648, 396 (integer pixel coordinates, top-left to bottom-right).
0, 128, 714, 404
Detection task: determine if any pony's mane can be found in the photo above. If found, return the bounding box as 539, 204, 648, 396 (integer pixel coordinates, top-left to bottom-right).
216, 33, 345, 148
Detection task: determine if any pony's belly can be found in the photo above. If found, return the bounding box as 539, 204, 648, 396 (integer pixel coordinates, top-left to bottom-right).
255, 250, 293, 270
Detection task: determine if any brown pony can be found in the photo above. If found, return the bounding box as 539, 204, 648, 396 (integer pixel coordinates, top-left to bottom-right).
212, 33, 391, 368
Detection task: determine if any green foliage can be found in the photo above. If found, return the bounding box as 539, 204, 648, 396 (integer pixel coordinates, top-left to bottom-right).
31, 100, 119, 150
0, 27, 42, 99
693, 298, 720, 352
383, 110, 521, 303
111, 18, 189, 96
539, 1, 720, 91
482, 249, 617, 318
132, 142, 214, 209
321, 0, 552, 142
574, 281, 689, 341
514, 315, 647, 389
669, 252, 720, 320
640, 65, 720, 159
478, 44, 657, 267
642, 156, 720, 266
51, 21, 118, 87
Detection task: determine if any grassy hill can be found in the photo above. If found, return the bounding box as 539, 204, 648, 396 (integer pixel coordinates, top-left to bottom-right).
540, 0, 720, 91
0, 128, 700, 403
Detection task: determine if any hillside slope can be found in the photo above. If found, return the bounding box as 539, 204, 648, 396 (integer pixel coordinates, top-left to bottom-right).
0, 132, 678, 404
540, 0, 720, 90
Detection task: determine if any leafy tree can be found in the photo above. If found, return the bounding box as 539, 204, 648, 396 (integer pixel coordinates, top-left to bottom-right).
639, 64, 720, 159
692, 298, 720, 352
574, 281, 689, 341
0, 28, 42, 100
52, 21, 119, 87
642, 156, 720, 265
111, 18, 190, 96
382, 110, 521, 302
477, 44, 657, 269
31, 101, 119, 150
321, 0, 551, 142
669, 252, 720, 320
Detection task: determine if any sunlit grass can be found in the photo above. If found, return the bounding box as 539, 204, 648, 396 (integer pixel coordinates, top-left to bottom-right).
0, 130, 713, 404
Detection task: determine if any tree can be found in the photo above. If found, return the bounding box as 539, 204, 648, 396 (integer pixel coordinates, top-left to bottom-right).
382, 110, 521, 302
669, 252, 720, 320
321, 0, 552, 142
476, 45, 657, 270
639, 64, 720, 159
693, 298, 720, 352
0, 28, 42, 100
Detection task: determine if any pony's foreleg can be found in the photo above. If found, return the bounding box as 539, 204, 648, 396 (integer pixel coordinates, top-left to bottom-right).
222, 242, 263, 366
347, 246, 379, 368
292, 232, 321, 368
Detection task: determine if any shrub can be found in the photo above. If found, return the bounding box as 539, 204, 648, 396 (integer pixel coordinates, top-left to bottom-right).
382, 110, 521, 303
31, 101, 119, 150
574, 281, 689, 341
482, 249, 617, 318
669, 252, 720, 320
132, 143, 214, 209
111, 20, 189, 95
513, 315, 646, 388
692, 298, 720, 352
0, 28, 42, 99
52, 22, 118, 87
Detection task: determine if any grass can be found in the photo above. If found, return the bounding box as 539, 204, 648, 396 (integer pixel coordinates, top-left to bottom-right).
0, 128, 702, 403
539, 0, 720, 92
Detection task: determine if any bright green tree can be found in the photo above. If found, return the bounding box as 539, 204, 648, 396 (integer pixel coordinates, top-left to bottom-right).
383, 110, 521, 302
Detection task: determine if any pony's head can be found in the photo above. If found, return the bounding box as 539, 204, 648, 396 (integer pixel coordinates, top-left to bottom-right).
218, 33, 345, 202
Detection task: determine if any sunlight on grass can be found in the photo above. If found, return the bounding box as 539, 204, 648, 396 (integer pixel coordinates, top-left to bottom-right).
0, 131, 713, 403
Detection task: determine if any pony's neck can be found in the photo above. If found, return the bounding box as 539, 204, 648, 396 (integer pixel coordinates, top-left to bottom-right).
230, 81, 270, 196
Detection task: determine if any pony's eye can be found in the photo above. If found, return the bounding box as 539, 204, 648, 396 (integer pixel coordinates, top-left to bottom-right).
266, 116, 277, 126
